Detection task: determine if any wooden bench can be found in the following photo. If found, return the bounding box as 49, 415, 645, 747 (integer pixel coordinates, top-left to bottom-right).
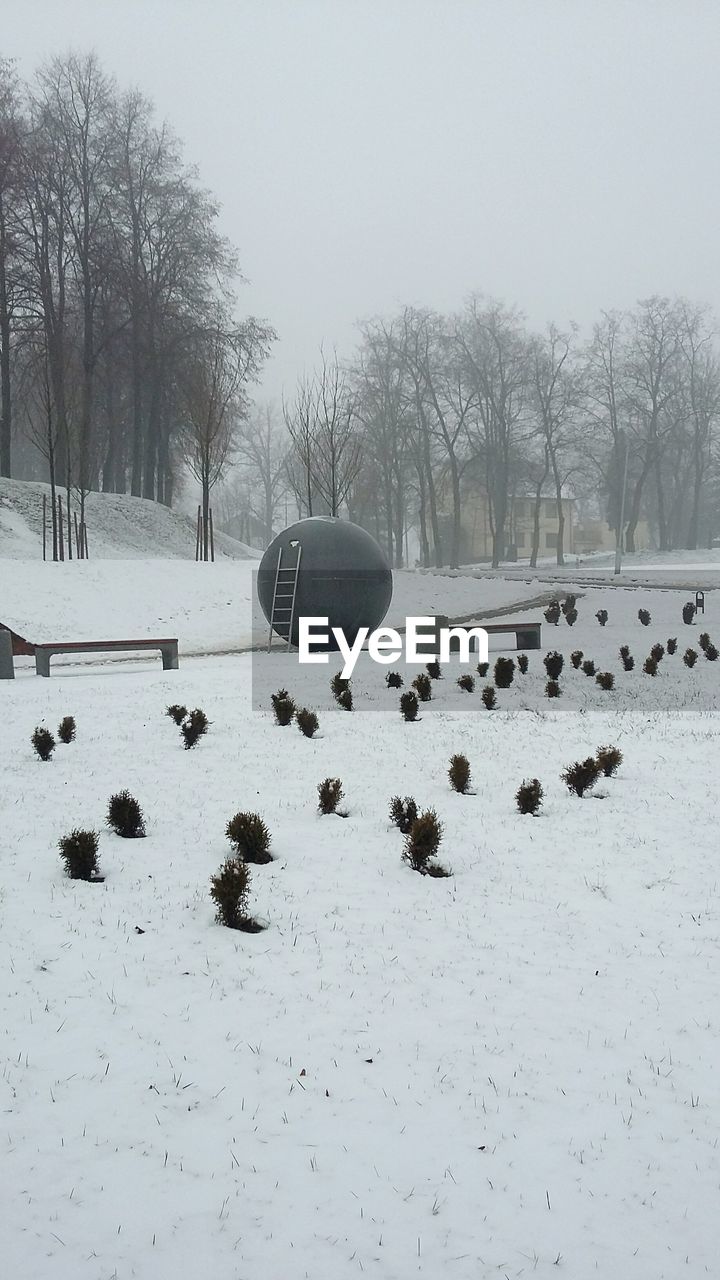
33, 637, 179, 677
415, 615, 542, 656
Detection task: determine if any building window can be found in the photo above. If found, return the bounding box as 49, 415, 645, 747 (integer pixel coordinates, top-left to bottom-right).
545, 500, 557, 520
545, 531, 557, 549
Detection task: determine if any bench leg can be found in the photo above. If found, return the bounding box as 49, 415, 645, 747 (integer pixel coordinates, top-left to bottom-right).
35, 650, 51, 677
161, 644, 179, 671
0, 629, 14, 680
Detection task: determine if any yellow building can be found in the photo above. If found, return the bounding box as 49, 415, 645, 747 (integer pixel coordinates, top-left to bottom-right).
462, 492, 576, 562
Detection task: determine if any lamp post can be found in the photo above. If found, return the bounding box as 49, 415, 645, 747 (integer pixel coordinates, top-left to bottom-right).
614, 430, 630, 576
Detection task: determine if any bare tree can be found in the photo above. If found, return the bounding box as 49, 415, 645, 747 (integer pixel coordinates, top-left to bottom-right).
236, 402, 289, 543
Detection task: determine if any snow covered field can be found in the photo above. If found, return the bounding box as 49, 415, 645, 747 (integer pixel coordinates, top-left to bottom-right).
2, 571, 720, 1279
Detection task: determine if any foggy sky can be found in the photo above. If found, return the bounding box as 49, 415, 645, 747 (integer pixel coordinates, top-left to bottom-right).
4, 0, 720, 401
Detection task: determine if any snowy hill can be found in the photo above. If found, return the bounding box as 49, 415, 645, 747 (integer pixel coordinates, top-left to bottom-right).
0, 477, 258, 561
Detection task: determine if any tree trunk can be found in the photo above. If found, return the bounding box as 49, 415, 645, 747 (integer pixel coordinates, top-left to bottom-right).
0, 197, 11, 478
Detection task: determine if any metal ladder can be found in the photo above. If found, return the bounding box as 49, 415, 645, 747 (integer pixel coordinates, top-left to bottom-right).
267, 541, 302, 651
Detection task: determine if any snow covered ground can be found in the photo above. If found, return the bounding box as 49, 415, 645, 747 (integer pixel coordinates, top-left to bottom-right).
2, 569, 720, 1279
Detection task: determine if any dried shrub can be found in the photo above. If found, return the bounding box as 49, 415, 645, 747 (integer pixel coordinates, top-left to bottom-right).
389, 796, 418, 833
448, 753, 471, 794
545, 679, 561, 698
581, 659, 596, 677
210, 858, 263, 931
698, 632, 710, 653
561, 594, 577, 617
107, 790, 146, 838
457, 673, 475, 693
544, 650, 564, 680
704, 643, 719, 661
517, 653, 529, 674
58, 716, 76, 744
166, 704, 187, 726
400, 690, 419, 721
31, 726, 55, 761
516, 778, 543, 816
565, 607, 578, 627
181, 708, 209, 749
643, 656, 658, 676
318, 777, 344, 815
596, 745, 623, 777
570, 649, 584, 669
413, 672, 432, 702
650, 643, 665, 663
561, 757, 601, 797
494, 656, 515, 688
426, 660, 442, 680
638, 608, 651, 626
330, 672, 350, 699
544, 600, 561, 626
477, 661, 490, 678
386, 670, 403, 689
666, 637, 677, 655
481, 685, 497, 710
271, 689, 296, 726
336, 688, 353, 712
682, 601, 696, 625
596, 671, 615, 691
226, 811, 272, 863
684, 647, 698, 668
403, 810, 449, 876
296, 707, 319, 737
595, 609, 608, 626
58, 829, 100, 881
619, 645, 635, 671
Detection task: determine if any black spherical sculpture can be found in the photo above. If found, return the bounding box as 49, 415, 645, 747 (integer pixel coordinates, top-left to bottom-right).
258, 517, 393, 650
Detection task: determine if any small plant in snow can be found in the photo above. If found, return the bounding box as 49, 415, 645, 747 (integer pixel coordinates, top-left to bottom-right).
481, 685, 497, 710
581, 659, 596, 677
57, 716, 76, 744
448, 753, 471, 794
595, 609, 608, 626
226, 812, 272, 863
544, 601, 561, 626
58, 829, 101, 880
682, 601, 696, 625
389, 796, 418, 834
336, 688, 353, 712
400, 690, 419, 721
210, 858, 263, 932
564, 607, 578, 626
698, 632, 710, 653
426, 660, 442, 680
562, 757, 601, 797
330, 672, 349, 700
684, 647, 698, 668
296, 707, 319, 737
596, 671, 615, 691
638, 608, 651, 626
107, 790, 146, 838
643, 656, 658, 676
413, 672, 432, 702
318, 777, 344, 815
181, 708, 209, 749
31, 726, 55, 761
667, 637, 678, 655
271, 689, 296, 726
477, 661, 490, 678
570, 649, 584, 669
386, 670, 403, 689
457, 673, 475, 693
545, 679, 561, 698
544, 651, 563, 680
517, 653, 529, 674
704, 643, 719, 661
494, 656, 514, 688
596, 745, 623, 777
516, 778, 543, 816
166, 704, 187, 726
650, 643, 665, 663
403, 810, 449, 877
619, 645, 634, 671
561, 594, 577, 617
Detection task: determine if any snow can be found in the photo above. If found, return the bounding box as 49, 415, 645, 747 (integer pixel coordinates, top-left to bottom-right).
2, 566, 720, 1278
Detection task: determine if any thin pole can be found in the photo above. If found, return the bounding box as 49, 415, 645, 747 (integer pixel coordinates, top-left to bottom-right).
83, 522, 89, 559
42, 493, 47, 561
74, 511, 80, 558
57, 496, 64, 561
209, 507, 215, 563
614, 431, 630, 576
195, 505, 201, 561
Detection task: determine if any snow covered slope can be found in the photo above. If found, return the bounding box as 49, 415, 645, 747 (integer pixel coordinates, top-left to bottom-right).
0, 477, 258, 561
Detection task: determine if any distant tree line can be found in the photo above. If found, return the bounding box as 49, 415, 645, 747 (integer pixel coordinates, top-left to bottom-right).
0, 52, 272, 557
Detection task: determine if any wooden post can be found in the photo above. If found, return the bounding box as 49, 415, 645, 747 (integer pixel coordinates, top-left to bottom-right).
83, 522, 89, 559
74, 511, 80, 558
42, 493, 47, 561
195, 505, 201, 561
57, 496, 64, 561
209, 507, 215, 563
